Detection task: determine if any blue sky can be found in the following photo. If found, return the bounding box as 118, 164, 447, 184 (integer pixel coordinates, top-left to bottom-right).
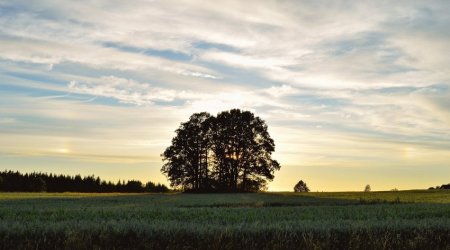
0, 0, 449, 191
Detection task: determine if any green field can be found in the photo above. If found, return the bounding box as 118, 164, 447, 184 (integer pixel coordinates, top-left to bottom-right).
0, 190, 449, 249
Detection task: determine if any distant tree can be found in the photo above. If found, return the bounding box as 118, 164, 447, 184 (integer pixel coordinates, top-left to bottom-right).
0, 170, 169, 193
155, 183, 170, 192
161, 109, 280, 192
364, 184, 371, 192
145, 181, 156, 191
29, 177, 46, 192
294, 180, 310, 192
125, 180, 143, 192
144, 181, 169, 192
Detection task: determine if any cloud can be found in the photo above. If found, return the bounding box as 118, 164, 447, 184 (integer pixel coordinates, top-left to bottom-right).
68, 76, 178, 105
263, 85, 299, 98
0, 117, 16, 124
2, 1, 449, 90
1, 1, 450, 190
0, 36, 220, 80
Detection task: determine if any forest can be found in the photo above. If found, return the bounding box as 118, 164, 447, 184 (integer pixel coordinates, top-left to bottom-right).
0, 170, 168, 193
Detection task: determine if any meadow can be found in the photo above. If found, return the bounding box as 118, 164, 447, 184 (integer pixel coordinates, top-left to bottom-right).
0, 190, 449, 249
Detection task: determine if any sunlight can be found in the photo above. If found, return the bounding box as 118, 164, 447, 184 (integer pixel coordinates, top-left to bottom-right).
402, 147, 416, 159
57, 148, 70, 154
225, 152, 240, 160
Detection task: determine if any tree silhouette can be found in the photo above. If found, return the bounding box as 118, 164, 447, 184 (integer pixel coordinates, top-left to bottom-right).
161, 112, 212, 191
294, 180, 309, 192
364, 184, 371, 192
29, 176, 46, 192
161, 109, 280, 192
0, 170, 168, 193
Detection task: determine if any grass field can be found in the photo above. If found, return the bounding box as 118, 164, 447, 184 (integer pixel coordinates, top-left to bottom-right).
0, 190, 449, 249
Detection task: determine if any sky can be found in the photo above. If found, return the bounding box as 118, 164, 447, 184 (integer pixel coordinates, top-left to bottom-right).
0, 0, 449, 191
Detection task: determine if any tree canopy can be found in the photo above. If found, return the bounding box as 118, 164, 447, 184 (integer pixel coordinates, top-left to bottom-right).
161, 109, 280, 192
0, 170, 168, 193
294, 180, 310, 192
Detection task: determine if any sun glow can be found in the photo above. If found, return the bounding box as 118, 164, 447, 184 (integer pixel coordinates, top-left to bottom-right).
57, 148, 70, 154
402, 147, 417, 159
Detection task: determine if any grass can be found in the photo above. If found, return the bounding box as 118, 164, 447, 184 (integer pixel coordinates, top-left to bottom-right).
0, 190, 449, 249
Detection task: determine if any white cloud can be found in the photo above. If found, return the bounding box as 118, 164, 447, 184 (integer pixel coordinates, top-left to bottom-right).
0, 37, 220, 80
68, 76, 178, 105
1, 1, 450, 190
200, 51, 295, 70
2, 1, 449, 89
262, 85, 299, 98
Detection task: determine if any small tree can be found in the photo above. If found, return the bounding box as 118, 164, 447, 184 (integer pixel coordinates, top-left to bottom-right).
364, 184, 371, 192
294, 180, 309, 192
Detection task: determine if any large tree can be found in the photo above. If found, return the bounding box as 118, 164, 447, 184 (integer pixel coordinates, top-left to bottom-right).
161, 112, 212, 191
161, 109, 280, 192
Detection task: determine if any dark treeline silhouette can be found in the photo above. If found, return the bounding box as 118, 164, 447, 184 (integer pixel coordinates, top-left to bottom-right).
162, 109, 280, 193
0, 170, 169, 193
429, 183, 450, 190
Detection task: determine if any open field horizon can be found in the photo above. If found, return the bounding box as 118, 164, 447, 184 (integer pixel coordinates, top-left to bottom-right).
1, 1, 450, 248
1, 189, 450, 203
1, 191, 449, 249
3, 165, 448, 192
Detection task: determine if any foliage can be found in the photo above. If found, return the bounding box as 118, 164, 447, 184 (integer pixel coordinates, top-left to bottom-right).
0, 170, 168, 193
161, 112, 212, 191
364, 184, 371, 192
0, 191, 448, 249
430, 183, 450, 190
162, 109, 280, 192
293, 180, 309, 192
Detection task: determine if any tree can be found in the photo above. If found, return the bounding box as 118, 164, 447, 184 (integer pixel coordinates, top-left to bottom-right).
161, 112, 212, 191
294, 180, 309, 192
0, 170, 169, 193
161, 109, 281, 192
125, 180, 143, 192
210, 109, 280, 192
364, 184, 371, 192
29, 177, 46, 192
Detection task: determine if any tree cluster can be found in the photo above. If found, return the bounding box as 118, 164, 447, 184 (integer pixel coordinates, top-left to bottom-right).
428, 183, 450, 190
0, 170, 169, 193
161, 109, 280, 192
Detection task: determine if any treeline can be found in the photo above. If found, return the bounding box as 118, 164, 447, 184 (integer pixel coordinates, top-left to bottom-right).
429, 183, 450, 190
0, 170, 169, 193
